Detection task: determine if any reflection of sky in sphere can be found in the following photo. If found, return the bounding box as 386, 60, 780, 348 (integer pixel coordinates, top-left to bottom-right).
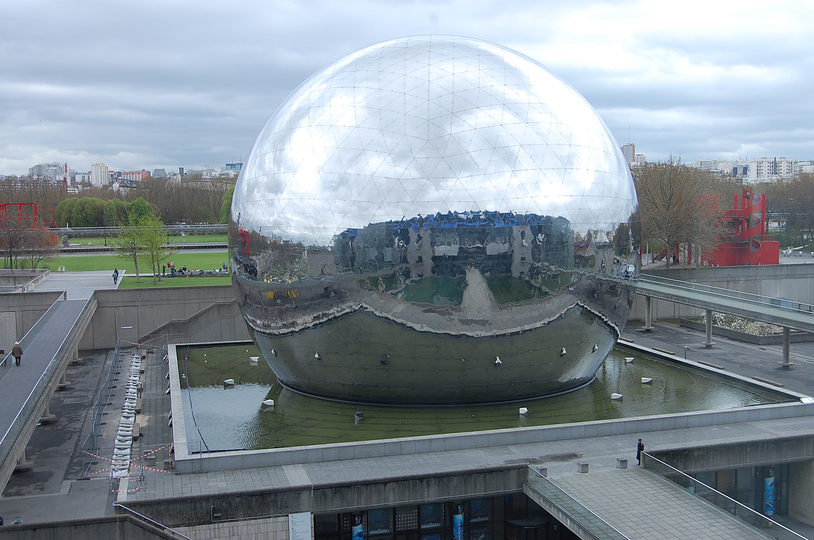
233, 35, 637, 246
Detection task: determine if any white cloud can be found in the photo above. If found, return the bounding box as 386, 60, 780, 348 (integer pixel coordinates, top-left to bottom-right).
2, 0, 814, 174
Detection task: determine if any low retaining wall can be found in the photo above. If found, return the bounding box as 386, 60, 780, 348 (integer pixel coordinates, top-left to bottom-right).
680, 318, 814, 345
169, 340, 812, 474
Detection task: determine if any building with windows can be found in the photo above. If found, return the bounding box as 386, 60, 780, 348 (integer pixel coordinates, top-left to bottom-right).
749, 157, 796, 182
90, 162, 109, 186
29, 162, 67, 181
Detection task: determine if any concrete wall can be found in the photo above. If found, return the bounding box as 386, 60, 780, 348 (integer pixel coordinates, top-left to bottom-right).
177, 515, 289, 540
0, 291, 63, 356
80, 286, 248, 350
173, 399, 814, 473
629, 265, 814, 322
649, 435, 814, 473
0, 514, 178, 539
122, 466, 528, 528
789, 459, 814, 527
0, 270, 49, 293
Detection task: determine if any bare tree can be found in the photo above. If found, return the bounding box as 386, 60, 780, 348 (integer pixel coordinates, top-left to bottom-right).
634, 158, 738, 267
763, 174, 814, 246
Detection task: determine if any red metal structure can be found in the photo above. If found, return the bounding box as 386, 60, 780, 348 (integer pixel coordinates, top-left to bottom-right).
0, 203, 38, 223
703, 189, 779, 266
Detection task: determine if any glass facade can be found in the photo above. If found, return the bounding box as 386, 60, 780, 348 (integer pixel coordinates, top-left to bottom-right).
231, 36, 639, 404
314, 494, 576, 540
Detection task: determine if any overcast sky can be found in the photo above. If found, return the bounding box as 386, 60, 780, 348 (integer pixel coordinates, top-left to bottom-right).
2, 0, 813, 175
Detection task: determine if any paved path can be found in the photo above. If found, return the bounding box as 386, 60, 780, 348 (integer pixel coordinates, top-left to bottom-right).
623, 320, 814, 397
35, 270, 123, 299
545, 468, 774, 540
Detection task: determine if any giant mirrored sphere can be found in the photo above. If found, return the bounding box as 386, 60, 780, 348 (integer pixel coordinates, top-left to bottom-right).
231, 35, 639, 405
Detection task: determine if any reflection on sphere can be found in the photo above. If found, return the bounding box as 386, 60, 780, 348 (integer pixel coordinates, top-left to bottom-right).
231, 36, 639, 405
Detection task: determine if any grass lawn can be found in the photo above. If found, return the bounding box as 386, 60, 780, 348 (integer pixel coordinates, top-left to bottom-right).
43, 251, 230, 274
119, 275, 232, 289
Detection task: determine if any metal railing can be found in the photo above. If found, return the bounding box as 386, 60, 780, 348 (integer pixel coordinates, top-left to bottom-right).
644, 453, 807, 539
0, 292, 64, 382
80, 340, 126, 476
113, 504, 194, 540
526, 469, 630, 540
53, 224, 228, 237
637, 274, 814, 315
0, 295, 92, 473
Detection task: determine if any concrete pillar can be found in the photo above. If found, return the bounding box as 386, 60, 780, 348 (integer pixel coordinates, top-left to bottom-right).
15, 448, 33, 472
39, 402, 56, 424
643, 296, 653, 331
58, 371, 71, 390
704, 309, 714, 349
789, 460, 814, 527
780, 327, 794, 368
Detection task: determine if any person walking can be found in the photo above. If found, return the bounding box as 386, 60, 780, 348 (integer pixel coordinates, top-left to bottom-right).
113, 268, 119, 285
11, 341, 22, 366
636, 438, 645, 466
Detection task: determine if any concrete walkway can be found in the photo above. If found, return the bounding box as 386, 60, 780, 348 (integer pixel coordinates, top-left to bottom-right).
34, 270, 123, 299
543, 468, 774, 540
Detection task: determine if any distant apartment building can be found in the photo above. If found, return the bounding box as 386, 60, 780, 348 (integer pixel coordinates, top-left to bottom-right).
621, 143, 635, 163
29, 162, 67, 180
153, 168, 167, 178
73, 171, 92, 184
620, 144, 645, 168
121, 170, 149, 183
797, 161, 814, 174
201, 166, 219, 179
691, 158, 772, 180
749, 157, 795, 182
91, 163, 109, 186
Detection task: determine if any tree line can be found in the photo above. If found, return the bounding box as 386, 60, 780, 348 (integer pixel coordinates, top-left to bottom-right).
1, 173, 235, 228
761, 173, 814, 247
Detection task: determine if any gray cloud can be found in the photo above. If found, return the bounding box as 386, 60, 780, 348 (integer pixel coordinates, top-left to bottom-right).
2, 0, 813, 174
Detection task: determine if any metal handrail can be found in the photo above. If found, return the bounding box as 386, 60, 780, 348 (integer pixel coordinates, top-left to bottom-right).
52, 224, 228, 236
80, 339, 125, 476
0, 295, 94, 475
113, 504, 194, 540
637, 274, 814, 314
643, 452, 807, 539
526, 469, 630, 540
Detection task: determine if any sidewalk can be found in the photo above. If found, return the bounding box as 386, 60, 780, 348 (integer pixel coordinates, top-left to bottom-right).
622, 320, 814, 397
34, 270, 124, 300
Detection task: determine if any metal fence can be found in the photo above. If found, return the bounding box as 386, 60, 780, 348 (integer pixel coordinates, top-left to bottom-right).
644, 452, 807, 540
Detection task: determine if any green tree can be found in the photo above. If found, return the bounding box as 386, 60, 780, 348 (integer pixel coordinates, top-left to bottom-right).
128, 197, 155, 222
55, 198, 78, 227
219, 184, 235, 224
141, 215, 172, 285
113, 212, 148, 282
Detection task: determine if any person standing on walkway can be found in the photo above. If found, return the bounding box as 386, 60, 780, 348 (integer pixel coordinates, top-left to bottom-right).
113, 268, 119, 285
11, 342, 22, 366
636, 438, 644, 466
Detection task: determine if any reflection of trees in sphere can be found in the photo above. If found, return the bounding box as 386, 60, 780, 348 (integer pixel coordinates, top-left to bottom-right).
230, 36, 639, 405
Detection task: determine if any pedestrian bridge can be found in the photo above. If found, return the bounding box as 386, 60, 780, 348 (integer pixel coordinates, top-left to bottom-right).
632, 274, 814, 366
635, 274, 814, 333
